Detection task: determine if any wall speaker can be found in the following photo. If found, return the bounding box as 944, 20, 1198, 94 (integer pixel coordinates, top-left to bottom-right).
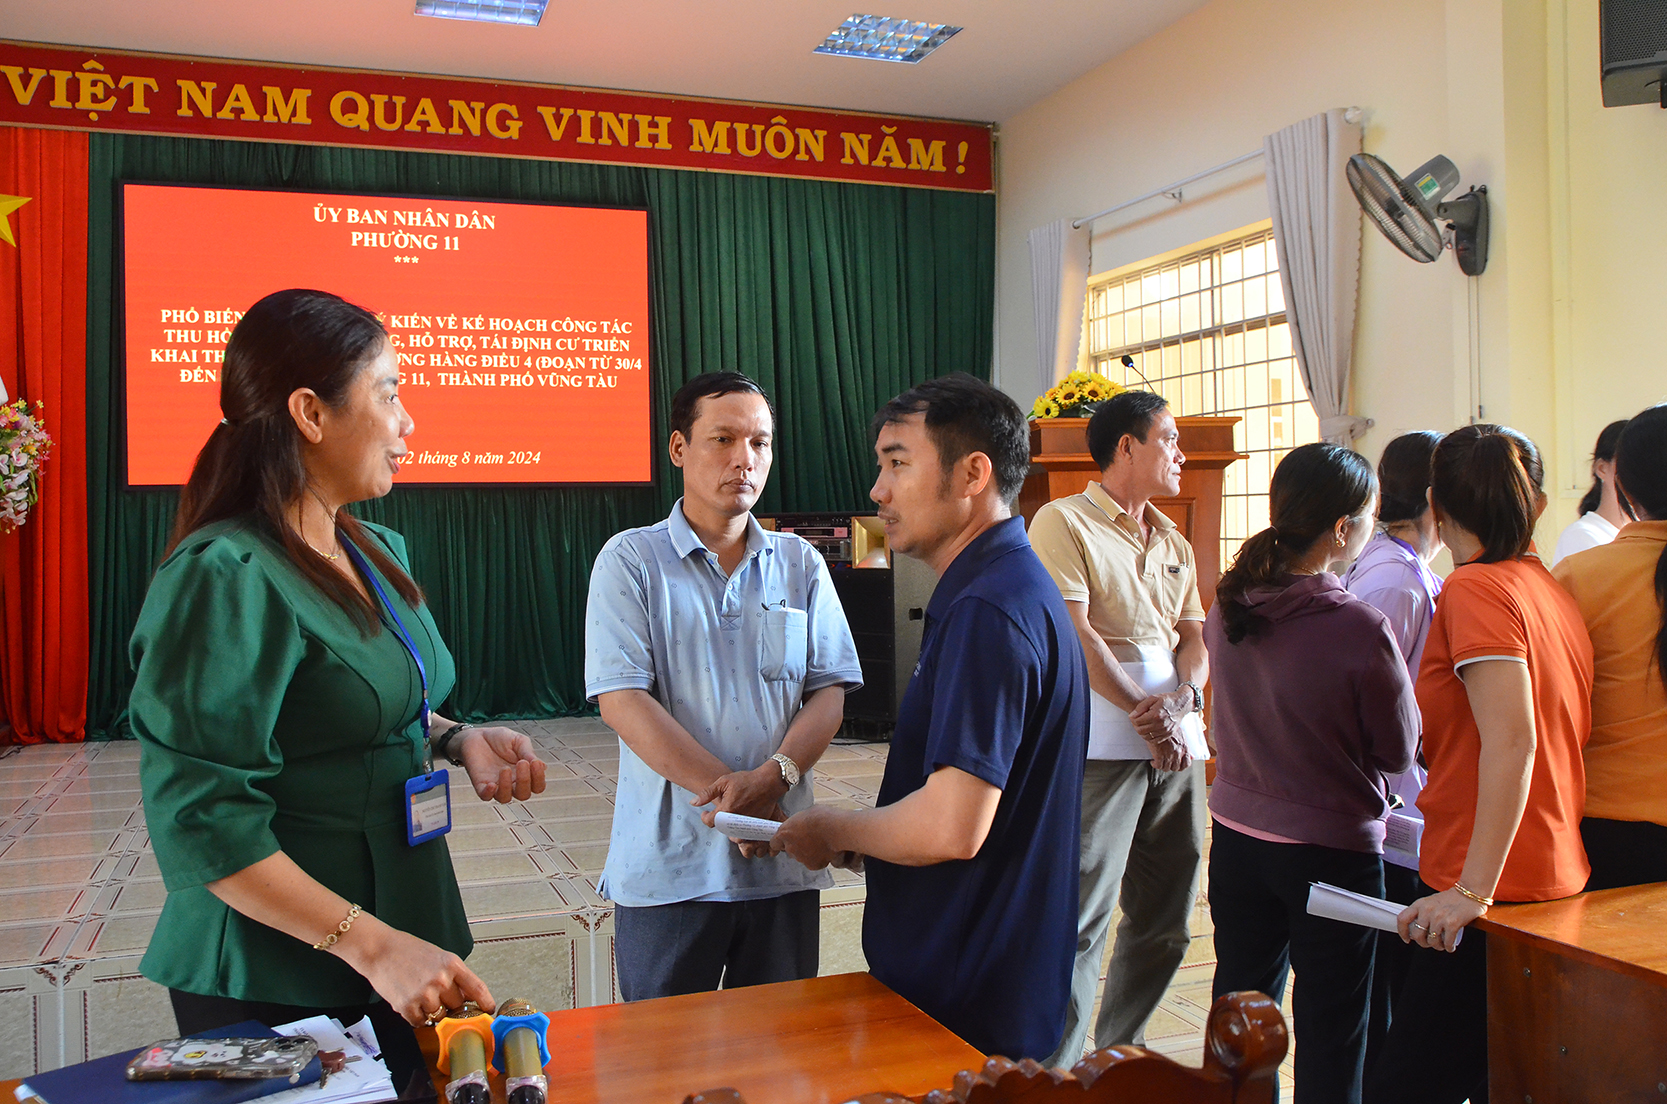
760, 512, 937, 737
1601, 0, 1667, 107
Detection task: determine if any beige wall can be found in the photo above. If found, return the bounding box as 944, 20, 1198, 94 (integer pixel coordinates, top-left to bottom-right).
1549, 0, 1667, 515
995, 0, 1667, 541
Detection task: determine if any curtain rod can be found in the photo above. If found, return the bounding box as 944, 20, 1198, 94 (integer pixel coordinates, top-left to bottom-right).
1072, 149, 1264, 229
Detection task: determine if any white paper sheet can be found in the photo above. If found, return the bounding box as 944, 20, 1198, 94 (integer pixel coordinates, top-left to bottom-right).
1382, 809, 1424, 871
341, 1016, 382, 1061
1088, 645, 1208, 761
713, 811, 780, 841
1306, 881, 1463, 947
267, 1015, 398, 1104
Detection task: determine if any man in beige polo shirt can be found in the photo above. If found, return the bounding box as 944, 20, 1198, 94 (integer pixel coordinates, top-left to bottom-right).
1030, 389, 1209, 1068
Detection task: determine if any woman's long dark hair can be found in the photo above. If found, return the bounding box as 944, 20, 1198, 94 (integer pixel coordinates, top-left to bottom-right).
1577, 419, 1631, 517
1216, 442, 1377, 644
166, 289, 422, 630
1429, 424, 1545, 564
1614, 405, 1667, 693
1376, 430, 1442, 525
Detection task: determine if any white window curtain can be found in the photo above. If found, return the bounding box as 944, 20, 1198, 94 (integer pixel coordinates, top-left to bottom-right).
1264, 109, 1368, 445
1027, 217, 1091, 394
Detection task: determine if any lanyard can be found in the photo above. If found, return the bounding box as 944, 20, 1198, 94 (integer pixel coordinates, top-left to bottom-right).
341, 539, 432, 771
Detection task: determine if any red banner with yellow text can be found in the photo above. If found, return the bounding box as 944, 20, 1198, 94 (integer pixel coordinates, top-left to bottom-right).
0, 41, 993, 192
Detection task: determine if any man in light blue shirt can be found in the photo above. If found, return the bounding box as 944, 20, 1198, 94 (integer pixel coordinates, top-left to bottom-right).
584, 371, 862, 1000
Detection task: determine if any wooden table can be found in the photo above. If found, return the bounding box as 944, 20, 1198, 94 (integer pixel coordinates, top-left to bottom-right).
1476, 882, 1667, 1101
419, 972, 984, 1104
0, 974, 977, 1104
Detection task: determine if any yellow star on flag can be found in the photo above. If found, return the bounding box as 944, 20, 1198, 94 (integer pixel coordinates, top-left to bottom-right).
0, 194, 32, 248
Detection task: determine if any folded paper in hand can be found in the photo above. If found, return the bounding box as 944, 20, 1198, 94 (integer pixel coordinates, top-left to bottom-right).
1306, 882, 1463, 947
713, 811, 780, 841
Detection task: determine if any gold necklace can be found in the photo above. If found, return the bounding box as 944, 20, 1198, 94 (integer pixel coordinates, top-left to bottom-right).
301, 491, 343, 561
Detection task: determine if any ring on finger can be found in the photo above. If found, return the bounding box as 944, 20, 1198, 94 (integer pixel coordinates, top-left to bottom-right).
1409, 921, 1426, 931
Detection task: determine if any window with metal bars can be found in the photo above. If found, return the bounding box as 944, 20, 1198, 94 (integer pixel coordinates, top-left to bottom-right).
1085, 223, 1320, 569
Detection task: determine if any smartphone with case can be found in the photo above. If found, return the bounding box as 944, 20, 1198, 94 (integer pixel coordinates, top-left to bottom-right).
125, 1036, 320, 1082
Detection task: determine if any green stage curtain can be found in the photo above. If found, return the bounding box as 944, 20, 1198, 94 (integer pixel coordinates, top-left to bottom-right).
85, 135, 994, 736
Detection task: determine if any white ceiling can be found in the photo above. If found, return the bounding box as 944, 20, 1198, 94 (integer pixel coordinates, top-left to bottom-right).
1, 0, 1206, 124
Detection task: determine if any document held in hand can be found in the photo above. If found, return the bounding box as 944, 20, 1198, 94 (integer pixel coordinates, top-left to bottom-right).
713, 811, 781, 841
1382, 808, 1424, 871
1305, 882, 1464, 947
1087, 645, 1209, 761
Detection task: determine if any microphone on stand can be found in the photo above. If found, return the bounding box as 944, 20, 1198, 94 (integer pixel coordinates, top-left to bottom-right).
433, 1003, 494, 1104
492, 999, 553, 1104
1119, 353, 1162, 394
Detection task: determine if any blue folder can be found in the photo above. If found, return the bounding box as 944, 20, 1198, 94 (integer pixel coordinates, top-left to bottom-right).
16, 1021, 325, 1104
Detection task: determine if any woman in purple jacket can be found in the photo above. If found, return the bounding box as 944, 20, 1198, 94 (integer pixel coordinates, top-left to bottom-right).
1206, 443, 1421, 1104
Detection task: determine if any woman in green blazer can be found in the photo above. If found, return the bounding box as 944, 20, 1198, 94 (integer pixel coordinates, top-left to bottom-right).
130, 288, 546, 1094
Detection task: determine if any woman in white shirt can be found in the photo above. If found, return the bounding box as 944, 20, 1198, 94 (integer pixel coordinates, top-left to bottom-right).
1551, 419, 1632, 566
1342, 429, 1444, 1072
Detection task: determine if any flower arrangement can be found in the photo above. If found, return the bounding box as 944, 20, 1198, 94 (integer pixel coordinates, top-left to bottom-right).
0, 398, 53, 533
1030, 369, 1126, 420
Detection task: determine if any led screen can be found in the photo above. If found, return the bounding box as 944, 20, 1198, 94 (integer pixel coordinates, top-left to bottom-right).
122, 183, 652, 485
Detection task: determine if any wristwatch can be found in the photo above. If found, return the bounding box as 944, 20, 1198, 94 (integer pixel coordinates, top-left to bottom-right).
1180, 682, 1203, 714
769, 752, 801, 787
435, 722, 472, 766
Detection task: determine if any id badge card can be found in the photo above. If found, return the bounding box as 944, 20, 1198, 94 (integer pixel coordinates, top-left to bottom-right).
404, 770, 452, 846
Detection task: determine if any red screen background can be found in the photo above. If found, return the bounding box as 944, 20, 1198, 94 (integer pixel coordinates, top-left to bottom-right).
122, 184, 652, 485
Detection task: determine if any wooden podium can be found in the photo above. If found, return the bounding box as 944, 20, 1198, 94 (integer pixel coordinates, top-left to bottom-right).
1018, 416, 1246, 607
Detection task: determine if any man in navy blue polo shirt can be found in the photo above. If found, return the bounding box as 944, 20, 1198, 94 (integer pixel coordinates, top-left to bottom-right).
773, 374, 1088, 1062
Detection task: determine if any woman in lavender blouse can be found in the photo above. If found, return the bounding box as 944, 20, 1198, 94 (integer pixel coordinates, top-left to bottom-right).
1344, 432, 1445, 675
1342, 430, 1444, 1066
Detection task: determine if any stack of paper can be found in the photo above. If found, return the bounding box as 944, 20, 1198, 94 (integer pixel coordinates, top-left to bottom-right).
266, 1016, 396, 1104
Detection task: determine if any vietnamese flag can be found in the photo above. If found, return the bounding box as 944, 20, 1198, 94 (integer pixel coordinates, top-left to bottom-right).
0, 127, 90, 743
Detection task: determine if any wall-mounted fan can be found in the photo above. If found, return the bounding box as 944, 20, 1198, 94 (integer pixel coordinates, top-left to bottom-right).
1346, 153, 1489, 276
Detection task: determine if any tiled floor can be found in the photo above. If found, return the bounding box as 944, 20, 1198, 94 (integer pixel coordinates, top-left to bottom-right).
0, 722, 1295, 1091
1072, 822, 1298, 1091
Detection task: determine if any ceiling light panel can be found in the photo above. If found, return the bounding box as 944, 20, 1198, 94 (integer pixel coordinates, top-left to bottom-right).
414, 0, 548, 27
814, 15, 963, 64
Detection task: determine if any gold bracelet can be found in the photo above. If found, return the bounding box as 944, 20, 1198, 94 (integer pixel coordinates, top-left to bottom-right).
312, 903, 363, 951
1451, 882, 1494, 908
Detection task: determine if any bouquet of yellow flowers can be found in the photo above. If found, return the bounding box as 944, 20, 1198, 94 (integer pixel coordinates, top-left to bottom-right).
0, 397, 53, 533
1030, 369, 1126, 420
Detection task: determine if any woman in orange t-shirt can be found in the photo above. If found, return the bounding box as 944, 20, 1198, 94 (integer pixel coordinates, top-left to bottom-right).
1554, 404, 1667, 890
1365, 425, 1594, 1104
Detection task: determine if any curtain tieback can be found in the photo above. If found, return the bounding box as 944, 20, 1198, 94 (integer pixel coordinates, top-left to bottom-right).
1319, 414, 1373, 442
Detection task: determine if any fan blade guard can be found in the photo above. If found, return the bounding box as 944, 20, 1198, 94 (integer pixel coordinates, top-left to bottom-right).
1346, 153, 1444, 264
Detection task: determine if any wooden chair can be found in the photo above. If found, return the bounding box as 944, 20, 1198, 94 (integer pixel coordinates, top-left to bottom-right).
682, 991, 1286, 1104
